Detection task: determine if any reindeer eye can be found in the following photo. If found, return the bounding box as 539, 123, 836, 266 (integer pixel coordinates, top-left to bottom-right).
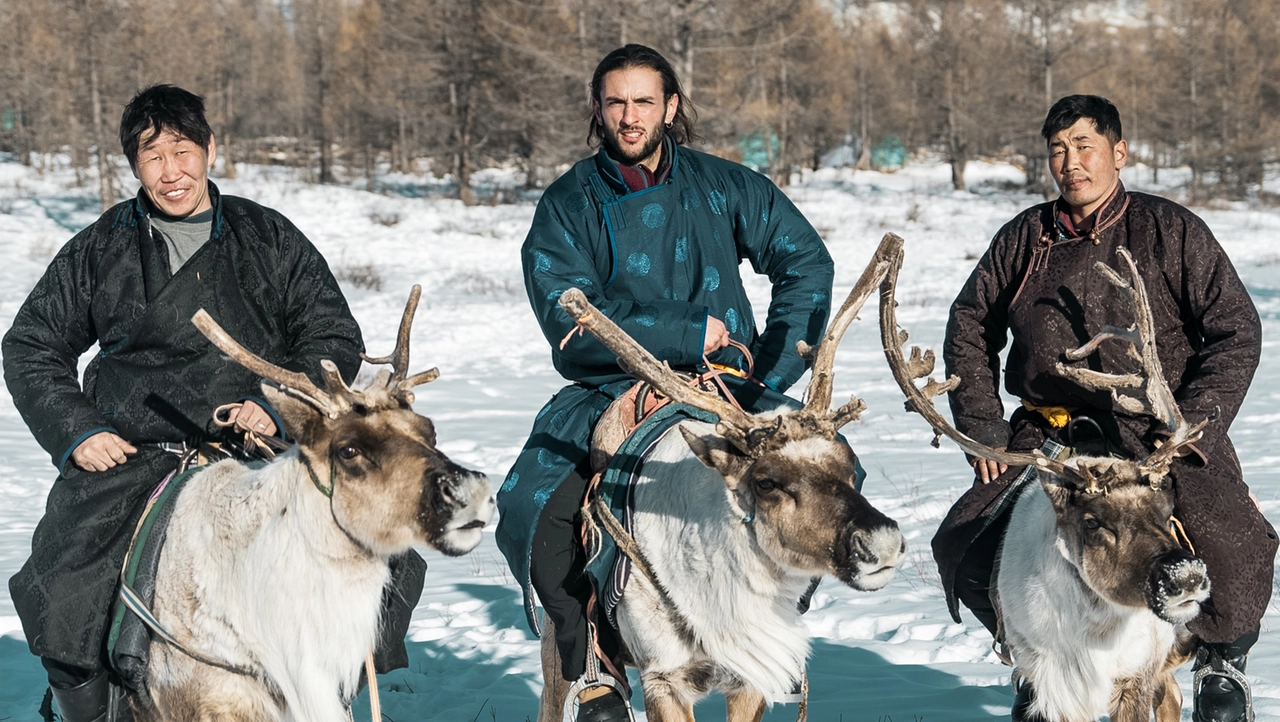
756, 478, 776, 492
1083, 518, 1100, 531
337, 446, 360, 461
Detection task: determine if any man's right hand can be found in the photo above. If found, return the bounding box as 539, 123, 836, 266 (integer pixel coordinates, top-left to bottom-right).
72, 432, 137, 472
972, 449, 1008, 485
704, 316, 730, 355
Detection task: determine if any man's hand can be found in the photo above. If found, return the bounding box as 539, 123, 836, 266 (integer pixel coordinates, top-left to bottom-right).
226, 401, 278, 437
972, 449, 1008, 484
704, 316, 730, 355
72, 432, 137, 472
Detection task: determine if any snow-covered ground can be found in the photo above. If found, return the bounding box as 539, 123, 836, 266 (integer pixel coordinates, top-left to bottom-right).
1, 153, 1278, 721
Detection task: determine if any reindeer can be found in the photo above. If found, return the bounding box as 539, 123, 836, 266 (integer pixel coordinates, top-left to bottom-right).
130, 286, 495, 722
541, 235, 907, 722
879, 239, 1211, 722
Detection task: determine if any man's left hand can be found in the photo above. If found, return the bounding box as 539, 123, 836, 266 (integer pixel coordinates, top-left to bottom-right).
227, 401, 278, 437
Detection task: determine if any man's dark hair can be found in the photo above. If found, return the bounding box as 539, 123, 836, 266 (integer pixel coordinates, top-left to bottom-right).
588, 44, 700, 147
1041, 95, 1122, 146
119, 85, 213, 166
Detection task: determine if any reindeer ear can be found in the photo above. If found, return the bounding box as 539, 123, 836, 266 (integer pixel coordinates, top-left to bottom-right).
1039, 474, 1074, 513
261, 383, 323, 445
680, 424, 749, 481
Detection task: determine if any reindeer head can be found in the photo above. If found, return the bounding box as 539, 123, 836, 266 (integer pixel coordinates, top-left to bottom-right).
880, 241, 1209, 624
557, 235, 907, 592
193, 286, 495, 558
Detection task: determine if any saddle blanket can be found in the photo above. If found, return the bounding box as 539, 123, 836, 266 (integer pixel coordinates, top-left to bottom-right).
584, 403, 718, 627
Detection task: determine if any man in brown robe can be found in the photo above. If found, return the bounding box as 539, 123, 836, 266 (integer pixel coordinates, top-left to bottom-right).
937, 94, 1276, 722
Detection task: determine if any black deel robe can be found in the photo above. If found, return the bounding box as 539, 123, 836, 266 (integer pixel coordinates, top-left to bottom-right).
3, 183, 372, 669
936, 185, 1277, 644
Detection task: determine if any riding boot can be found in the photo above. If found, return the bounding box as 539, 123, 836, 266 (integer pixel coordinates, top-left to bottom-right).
576, 686, 632, 722
1193, 633, 1256, 722
1010, 676, 1048, 722
49, 670, 109, 722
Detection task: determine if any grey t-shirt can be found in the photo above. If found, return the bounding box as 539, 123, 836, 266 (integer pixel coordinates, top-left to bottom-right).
151, 208, 214, 274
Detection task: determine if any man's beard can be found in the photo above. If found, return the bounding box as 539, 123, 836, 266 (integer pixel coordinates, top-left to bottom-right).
602, 123, 665, 166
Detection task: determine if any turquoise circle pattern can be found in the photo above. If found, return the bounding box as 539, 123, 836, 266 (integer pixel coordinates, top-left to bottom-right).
725, 307, 740, 333
627, 253, 652, 276
675, 237, 689, 262
680, 187, 701, 211
708, 190, 728, 215
500, 471, 519, 493
533, 251, 552, 273
702, 266, 721, 291
642, 203, 666, 228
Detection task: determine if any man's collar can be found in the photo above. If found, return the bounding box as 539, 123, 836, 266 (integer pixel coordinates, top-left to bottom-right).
135, 181, 225, 238
1054, 182, 1126, 240
595, 136, 676, 195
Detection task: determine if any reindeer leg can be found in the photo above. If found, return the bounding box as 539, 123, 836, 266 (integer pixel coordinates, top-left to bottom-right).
1151, 631, 1197, 722
724, 687, 766, 722
639, 671, 695, 722
1110, 677, 1157, 722
539, 615, 573, 722
1152, 669, 1184, 722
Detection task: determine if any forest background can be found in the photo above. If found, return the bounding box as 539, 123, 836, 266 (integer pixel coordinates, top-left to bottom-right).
1, 0, 1276, 208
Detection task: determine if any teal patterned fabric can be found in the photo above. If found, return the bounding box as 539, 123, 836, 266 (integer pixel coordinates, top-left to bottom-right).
497, 140, 834, 633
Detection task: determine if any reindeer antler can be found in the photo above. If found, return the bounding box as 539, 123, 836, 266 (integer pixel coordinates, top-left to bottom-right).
557, 288, 760, 450
798, 233, 902, 430
194, 284, 441, 417
878, 240, 1078, 481
193, 310, 355, 419
1053, 248, 1211, 485
361, 285, 440, 405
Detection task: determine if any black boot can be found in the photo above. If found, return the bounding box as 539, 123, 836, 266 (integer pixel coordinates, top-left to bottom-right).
575, 686, 632, 722
48, 670, 133, 722
1010, 676, 1048, 722
1193, 637, 1255, 722
50, 670, 109, 722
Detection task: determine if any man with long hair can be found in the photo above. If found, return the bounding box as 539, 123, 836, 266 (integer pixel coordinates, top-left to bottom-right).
496, 45, 836, 722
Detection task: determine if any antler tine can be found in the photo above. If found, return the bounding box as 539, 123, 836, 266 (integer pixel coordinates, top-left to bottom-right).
557, 288, 758, 440
193, 309, 347, 417
800, 234, 903, 422
877, 244, 1075, 480
1055, 248, 1207, 480
362, 285, 426, 384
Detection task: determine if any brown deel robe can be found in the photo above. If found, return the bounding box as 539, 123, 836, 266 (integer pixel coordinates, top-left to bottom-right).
937, 184, 1277, 644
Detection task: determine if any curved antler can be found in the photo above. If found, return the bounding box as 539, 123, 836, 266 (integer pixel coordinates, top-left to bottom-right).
193, 309, 353, 418
557, 288, 760, 449
798, 233, 902, 429
877, 241, 1076, 480
362, 285, 441, 401
1053, 247, 1211, 484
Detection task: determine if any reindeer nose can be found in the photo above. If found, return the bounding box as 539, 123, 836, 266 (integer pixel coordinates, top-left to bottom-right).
1147, 550, 1210, 624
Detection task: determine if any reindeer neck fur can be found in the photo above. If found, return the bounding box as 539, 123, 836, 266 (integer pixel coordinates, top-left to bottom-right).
620, 420, 812, 704
997, 482, 1175, 722
150, 449, 392, 721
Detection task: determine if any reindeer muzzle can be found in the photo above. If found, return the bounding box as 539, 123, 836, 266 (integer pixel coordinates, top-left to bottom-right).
836, 515, 905, 592
1144, 548, 1210, 624
427, 465, 495, 556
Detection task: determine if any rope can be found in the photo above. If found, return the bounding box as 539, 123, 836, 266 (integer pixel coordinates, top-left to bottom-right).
1169, 515, 1196, 555
365, 649, 381, 721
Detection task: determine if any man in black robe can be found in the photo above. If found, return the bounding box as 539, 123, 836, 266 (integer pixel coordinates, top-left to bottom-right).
937, 95, 1276, 722
3, 85, 372, 721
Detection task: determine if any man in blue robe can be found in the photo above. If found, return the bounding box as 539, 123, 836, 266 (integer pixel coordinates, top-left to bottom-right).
495, 45, 835, 722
